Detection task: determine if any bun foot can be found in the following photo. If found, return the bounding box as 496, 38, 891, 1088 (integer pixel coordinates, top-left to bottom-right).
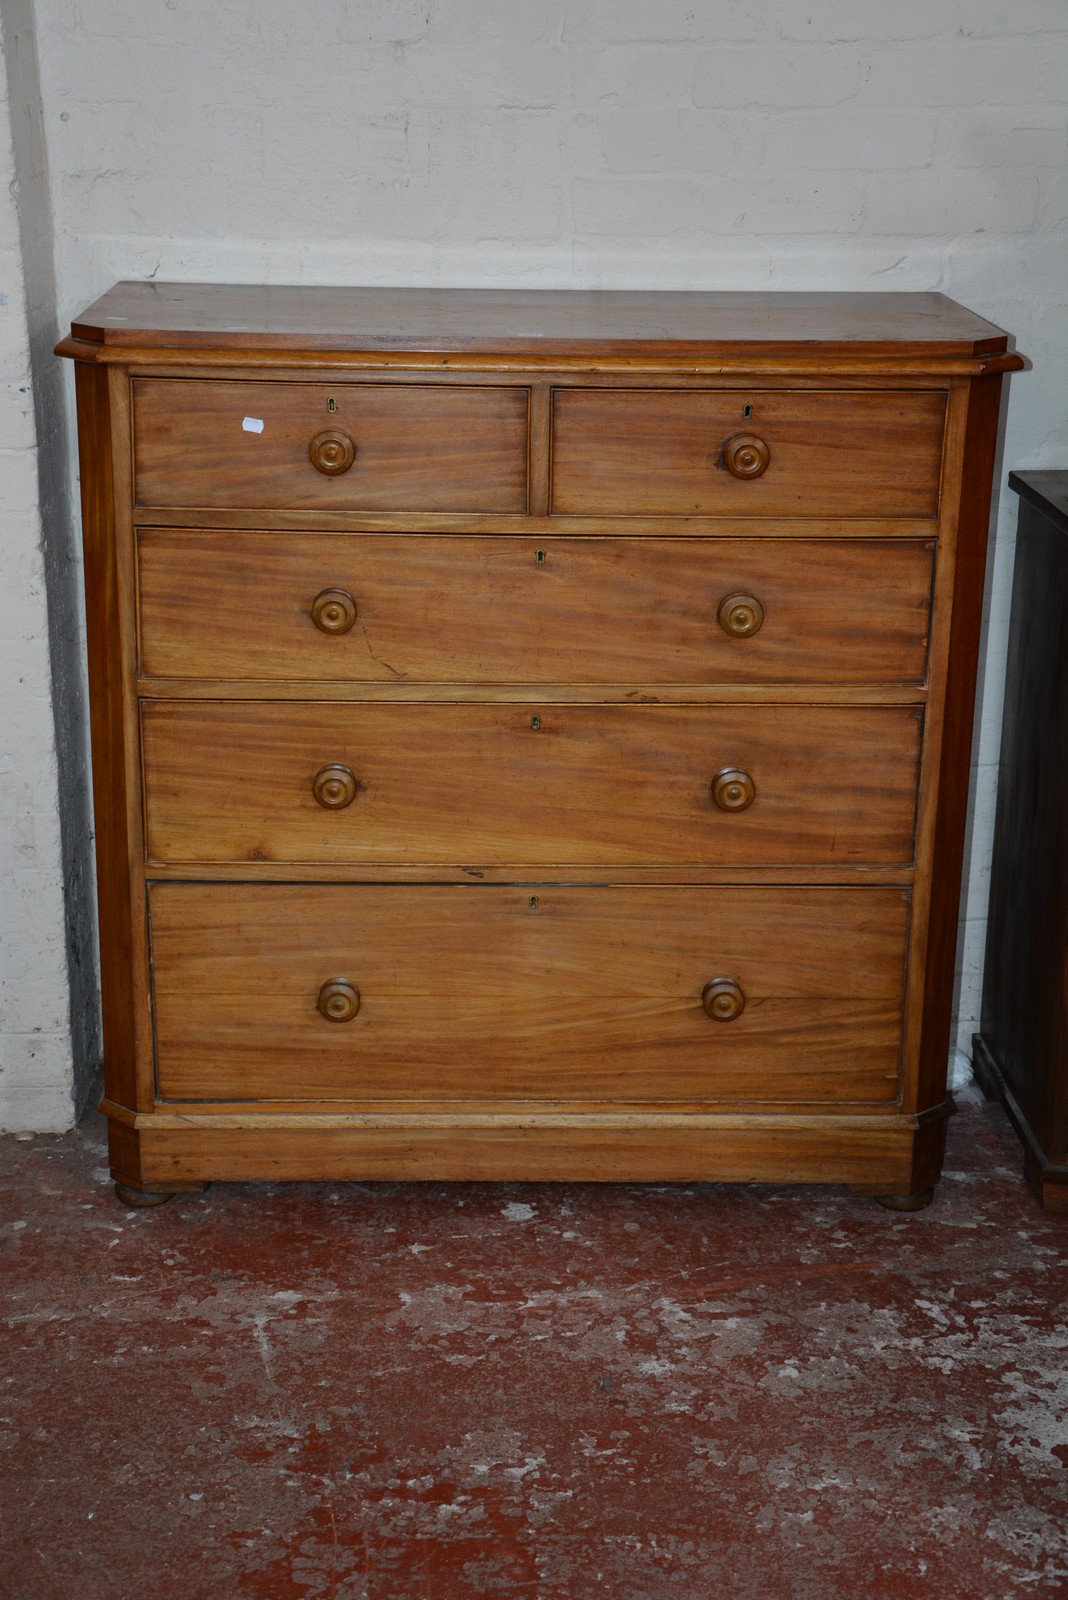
872, 1187, 935, 1212
114, 1182, 179, 1208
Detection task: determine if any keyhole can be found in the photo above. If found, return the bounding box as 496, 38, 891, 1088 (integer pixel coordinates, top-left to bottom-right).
742, 403, 753, 419
327, 397, 337, 413
530, 715, 541, 729
529, 896, 539, 910
535, 549, 546, 564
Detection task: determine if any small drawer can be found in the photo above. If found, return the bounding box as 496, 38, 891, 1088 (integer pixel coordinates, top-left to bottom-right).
132, 379, 529, 513
550, 388, 946, 518
149, 883, 909, 1103
141, 701, 922, 867
137, 531, 935, 686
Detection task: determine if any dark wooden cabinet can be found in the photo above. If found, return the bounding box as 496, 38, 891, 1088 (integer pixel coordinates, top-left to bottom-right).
974, 471, 1068, 1212
57, 285, 1022, 1208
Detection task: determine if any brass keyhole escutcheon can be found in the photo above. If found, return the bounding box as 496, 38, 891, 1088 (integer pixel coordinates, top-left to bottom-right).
717, 593, 764, 639
311, 588, 357, 634
309, 429, 356, 475
531, 715, 541, 729
702, 977, 745, 1022
712, 767, 756, 812
721, 433, 770, 480
317, 978, 360, 1022
313, 763, 358, 809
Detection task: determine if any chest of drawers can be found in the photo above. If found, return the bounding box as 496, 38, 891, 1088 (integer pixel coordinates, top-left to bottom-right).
58, 285, 1022, 1208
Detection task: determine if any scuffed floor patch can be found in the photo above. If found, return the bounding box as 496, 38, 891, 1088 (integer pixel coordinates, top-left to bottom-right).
1, 1093, 1066, 1600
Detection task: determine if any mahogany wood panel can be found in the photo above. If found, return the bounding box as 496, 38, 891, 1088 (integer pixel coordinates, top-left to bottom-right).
125, 1114, 929, 1187
148, 884, 910, 1104
133, 379, 528, 512
551, 388, 946, 518
74, 364, 146, 1112
141, 701, 922, 867
914, 376, 1006, 1114
135, 683, 929, 708
137, 532, 935, 686
71, 283, 1015, 359
141, 862, 916, 887
127, 508, 949, 539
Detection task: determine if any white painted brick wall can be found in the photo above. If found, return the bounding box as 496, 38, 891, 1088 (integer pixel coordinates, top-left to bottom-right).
0, 0, 1063, 1125
0, 18, 77, 1130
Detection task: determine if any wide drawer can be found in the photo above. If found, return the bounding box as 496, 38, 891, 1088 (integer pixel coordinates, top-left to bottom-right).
132, 379, 529, 513
551, 388, 946, 518
149, 883, 909, 1103
137, 532, 935, 686
141, 701, 921, 866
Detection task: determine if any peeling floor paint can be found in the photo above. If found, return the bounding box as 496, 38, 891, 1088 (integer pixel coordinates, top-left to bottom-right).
1, 1092, 1066, 1600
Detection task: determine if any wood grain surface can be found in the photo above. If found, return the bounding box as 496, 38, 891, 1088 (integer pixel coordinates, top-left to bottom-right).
133, 379, 528, 512
116, 1113, 934, 1187
149, 883, 910, 1104
137, 531, 935, 686
551, 388, 946, 518
74, 364, 152, 1115
141, 700, 922, 867
71, 282, 1015, 358
914, 376, 1006, 1114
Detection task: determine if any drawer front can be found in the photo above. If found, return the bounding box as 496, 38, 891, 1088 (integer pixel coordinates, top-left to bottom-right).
138, 532, 934, 686
551, 389, 946, 518
142, 701, 921, 866
132, 379, 529, 512
149, 883, 909, 1103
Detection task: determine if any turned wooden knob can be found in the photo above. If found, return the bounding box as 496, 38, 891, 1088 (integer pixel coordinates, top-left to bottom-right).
712, 767, 756, 811
717, 593, 765, 638
317, 978, 360, 1022
722, 433, 770, 480
309, 429, 356, 476
702, 978, 745, 1021
311, 588, 357, 634
313, 763, 357, 809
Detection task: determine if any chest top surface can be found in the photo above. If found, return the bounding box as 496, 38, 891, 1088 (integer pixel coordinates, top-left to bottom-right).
62, 282, 1018, 364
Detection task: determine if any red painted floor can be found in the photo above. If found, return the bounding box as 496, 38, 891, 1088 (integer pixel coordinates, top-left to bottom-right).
1, 1090, 1066, 1600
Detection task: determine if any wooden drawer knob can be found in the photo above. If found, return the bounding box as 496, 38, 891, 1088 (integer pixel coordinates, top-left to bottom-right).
311, 588, 357, 634
712, 767, 756, 811
722, 433, 770, 480
309, 429, 356, 476
313, 763, 357, 809
317, 978, 360, 1022
703, 977, 745, 1021
717, 593, 764, 638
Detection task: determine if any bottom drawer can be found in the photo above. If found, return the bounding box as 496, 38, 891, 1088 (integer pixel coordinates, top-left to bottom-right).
149, 884, 909, 1105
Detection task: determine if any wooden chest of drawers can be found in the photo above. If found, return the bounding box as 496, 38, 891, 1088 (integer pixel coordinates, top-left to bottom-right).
59, 285, 1022, 1208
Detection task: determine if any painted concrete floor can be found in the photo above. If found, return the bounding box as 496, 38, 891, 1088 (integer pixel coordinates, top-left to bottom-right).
1, 1091, 1066, 1600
